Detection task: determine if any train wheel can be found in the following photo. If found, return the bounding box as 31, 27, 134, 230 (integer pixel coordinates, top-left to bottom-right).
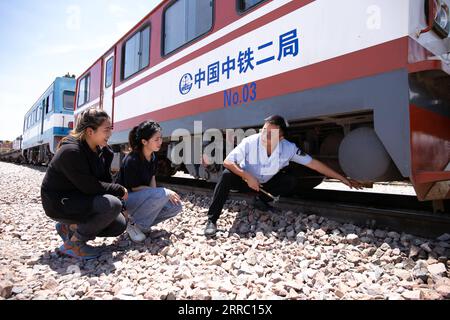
156, 157, 177, 177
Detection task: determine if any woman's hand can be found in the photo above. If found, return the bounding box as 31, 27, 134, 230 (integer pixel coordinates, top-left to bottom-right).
168, 190, 181, 205
342, 178, 365, 190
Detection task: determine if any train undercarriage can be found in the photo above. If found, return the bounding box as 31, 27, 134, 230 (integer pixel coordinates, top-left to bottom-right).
22, 144, 53, 166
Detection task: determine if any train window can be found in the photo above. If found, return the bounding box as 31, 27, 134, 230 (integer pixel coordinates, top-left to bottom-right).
163, 0, 213, 56
48, 93, 53, 113
33, 108, 38, 124
77, 74, 91, 107
105, 58, 114, 88
43, 98, 48, 115
78, 78, 86, 107
237, 0, 266, 12
123, 26, 150, 80
44, 94, 52, 115
63, 91, 75, 110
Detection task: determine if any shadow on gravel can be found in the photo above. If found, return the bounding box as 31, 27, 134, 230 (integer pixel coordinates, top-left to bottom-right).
35, 229, 173, 278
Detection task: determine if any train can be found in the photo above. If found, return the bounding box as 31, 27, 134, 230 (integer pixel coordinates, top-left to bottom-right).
21, 76, 76, 165
73, 0, 450, 207
0, 136, 24, 163
72, 0, 450, 207
12, 136, 22, 152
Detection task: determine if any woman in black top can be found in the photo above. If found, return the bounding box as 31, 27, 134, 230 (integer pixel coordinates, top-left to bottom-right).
41, 108, 128, 260
118, 121, 182, 243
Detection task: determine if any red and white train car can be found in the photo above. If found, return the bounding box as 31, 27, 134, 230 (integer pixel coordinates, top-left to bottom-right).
74, 0, 450, 204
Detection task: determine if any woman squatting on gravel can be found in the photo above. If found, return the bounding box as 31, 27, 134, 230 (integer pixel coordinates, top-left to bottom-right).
41, 108, 129, 260
118, 121, 183, 243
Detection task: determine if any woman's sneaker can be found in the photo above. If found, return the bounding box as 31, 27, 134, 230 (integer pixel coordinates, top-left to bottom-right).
56, 240, 101, 260
56, 223, 72, 242
126, 223, 146, 243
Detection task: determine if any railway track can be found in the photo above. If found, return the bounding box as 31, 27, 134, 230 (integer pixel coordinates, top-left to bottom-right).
158, 177, 450, 239
2, 162, 449, 239
0, 150, 23, 163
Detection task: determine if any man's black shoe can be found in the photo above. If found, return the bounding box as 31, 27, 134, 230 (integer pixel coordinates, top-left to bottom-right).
204, 220, 218, 237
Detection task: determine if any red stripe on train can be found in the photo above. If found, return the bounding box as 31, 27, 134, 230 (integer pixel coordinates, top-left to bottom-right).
113, 37, 409, 132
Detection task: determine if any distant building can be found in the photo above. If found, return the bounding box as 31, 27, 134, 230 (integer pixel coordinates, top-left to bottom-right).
0, 140, 13, 154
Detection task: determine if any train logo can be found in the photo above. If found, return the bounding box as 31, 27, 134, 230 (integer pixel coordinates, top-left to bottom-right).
179, 73, 193, 95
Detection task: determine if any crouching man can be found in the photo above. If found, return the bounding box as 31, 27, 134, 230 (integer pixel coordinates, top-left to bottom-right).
204, 115, 364, 237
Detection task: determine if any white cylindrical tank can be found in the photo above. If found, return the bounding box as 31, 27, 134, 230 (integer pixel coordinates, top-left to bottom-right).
338, 127, 402, 181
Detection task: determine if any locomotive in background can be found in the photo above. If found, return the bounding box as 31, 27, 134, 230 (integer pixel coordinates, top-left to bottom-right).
20, 75, 76, 165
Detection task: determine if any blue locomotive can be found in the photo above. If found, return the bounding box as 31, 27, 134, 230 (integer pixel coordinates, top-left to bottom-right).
22, 76, 76, 165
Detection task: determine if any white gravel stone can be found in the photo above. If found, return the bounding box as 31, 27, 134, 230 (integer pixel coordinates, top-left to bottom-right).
0, 281, 14, 299
412, 261, 429, 282
346, 234, 359, 244
394, 269, 412, 281
401, 290, 422, 300
387, 293, 404, 300
436, 285, 450, 298
427, 263, 447, 277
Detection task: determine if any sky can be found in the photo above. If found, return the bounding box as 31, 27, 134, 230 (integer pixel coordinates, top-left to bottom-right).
0, 0, 161, 141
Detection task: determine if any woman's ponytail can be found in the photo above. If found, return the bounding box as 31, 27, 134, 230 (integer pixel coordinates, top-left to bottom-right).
128, 126, 140, 151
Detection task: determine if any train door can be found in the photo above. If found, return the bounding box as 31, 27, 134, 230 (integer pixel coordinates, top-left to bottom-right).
102, 51, 115, 123
39, 100, 45, 141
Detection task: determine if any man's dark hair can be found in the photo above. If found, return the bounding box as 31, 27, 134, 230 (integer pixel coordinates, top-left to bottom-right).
264, 115, 289, 136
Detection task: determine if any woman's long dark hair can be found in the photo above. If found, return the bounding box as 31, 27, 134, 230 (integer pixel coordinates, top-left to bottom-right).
128, 121, 162, 159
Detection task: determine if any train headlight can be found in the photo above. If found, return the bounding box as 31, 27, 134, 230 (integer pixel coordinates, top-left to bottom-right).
434, 1, 449, 38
